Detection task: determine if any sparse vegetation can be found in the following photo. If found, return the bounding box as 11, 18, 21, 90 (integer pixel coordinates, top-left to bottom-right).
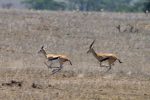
0, 9, 150, 100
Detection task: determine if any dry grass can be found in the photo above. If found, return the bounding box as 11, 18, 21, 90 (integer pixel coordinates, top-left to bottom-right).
0, 9, 150, 100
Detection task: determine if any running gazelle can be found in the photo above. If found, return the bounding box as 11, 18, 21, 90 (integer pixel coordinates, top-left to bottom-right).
38, 46, 72, 74
87, 40, 122, 72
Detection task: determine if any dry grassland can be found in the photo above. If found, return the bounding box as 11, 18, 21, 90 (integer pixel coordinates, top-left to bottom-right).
0, 9, 150, 100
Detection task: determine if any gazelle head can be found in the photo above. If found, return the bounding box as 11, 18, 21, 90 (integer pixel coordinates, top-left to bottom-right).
38, 45, 45, 54
87, 40, 95, 53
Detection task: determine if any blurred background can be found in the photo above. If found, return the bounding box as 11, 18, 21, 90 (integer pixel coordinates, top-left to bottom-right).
0, 0, 149, 12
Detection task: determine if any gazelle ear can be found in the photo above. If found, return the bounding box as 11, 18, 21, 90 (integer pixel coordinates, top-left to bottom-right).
89, 40, 95, 48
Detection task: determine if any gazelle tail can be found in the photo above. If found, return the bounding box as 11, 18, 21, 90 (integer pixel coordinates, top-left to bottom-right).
117, 59, 123, 63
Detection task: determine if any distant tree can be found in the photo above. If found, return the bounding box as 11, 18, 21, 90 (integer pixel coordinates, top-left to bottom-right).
67, 0, 135, 12
67, 0, 106, 11
22, 0, 150, 12
130, 0, 150, 12
129, 0, 147, 12
143, 0, 150, 11
22, 0, 66, 10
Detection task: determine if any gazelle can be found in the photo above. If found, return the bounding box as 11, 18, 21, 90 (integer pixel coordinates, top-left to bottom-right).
145, 10, 149, 16
87, 40, 122, 72
38, 46, 72, 74
116, 25, 121, 32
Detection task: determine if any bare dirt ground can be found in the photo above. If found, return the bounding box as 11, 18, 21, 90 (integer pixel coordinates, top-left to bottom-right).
0, 9, 150, 100
0, 68, 150, 100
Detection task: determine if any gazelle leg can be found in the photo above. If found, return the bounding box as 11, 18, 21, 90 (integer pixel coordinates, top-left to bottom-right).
105, 65, 111, 72
100, 62, 105, 67
44, 61, 59, 69
99, 57, 109, 67
52, 69, 59, 75
105, 62, 112, 72
44, 62, 52, 69
49, 61, 53, 68
52, 65, 63, 75
46, 57, 60, 69
51, 59, 64, 75
100, 62, 102, 67
99, 62, 108, 67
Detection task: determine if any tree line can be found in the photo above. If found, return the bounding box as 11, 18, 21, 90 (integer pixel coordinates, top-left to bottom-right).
22, 0, 150, 12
